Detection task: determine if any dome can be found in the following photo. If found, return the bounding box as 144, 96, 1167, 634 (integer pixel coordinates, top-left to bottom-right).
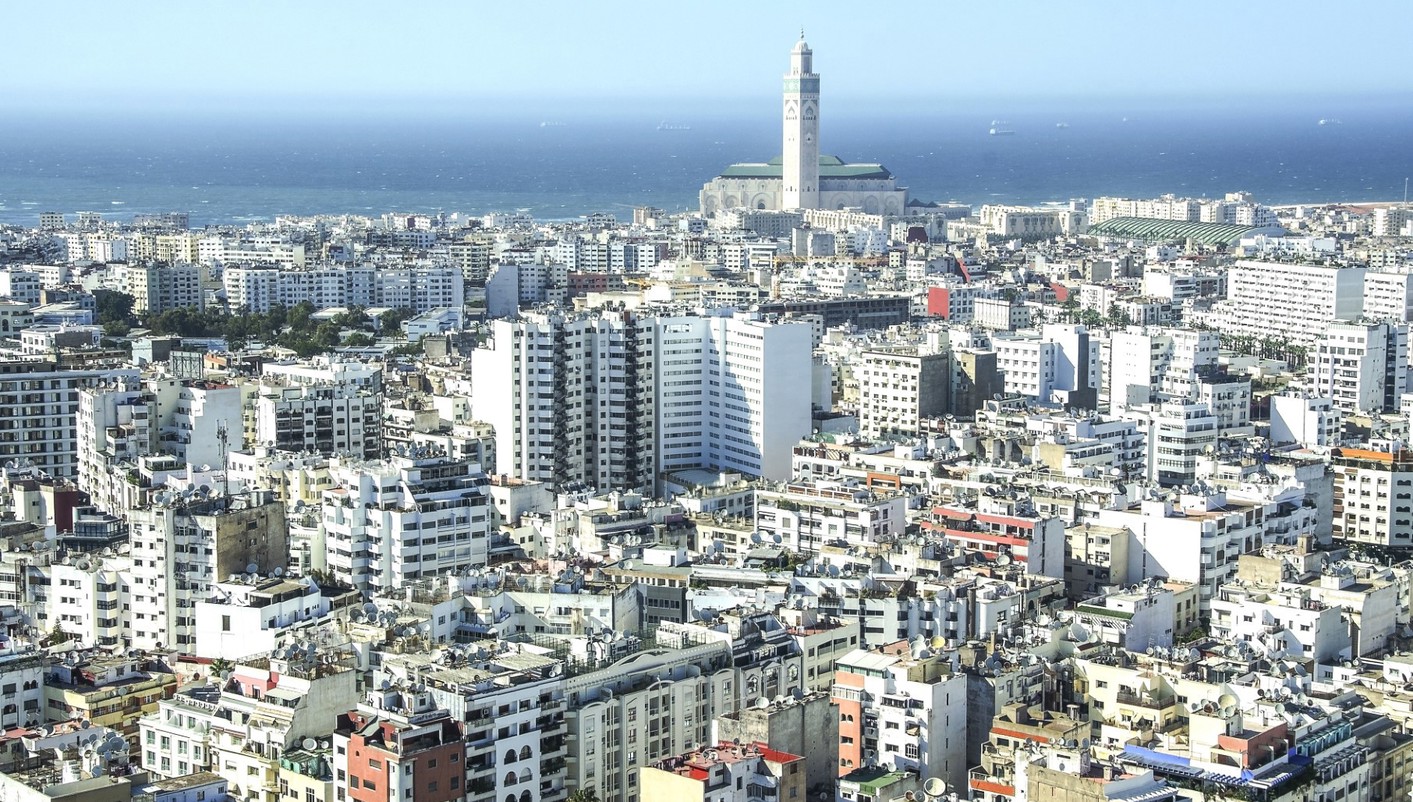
792, 37, 811, 54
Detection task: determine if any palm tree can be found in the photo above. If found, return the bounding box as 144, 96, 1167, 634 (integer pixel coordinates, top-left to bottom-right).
567, 790, 600, 802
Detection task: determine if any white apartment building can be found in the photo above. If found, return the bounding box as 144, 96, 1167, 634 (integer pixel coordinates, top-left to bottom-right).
1025, 412, 1147, 479
1142, 401, 1217, 486
1095, 489, 1306, 616
126, 493, 288, 651
563, 623, 803, 802
1140, 265, 1227, 304
79, 377, 244, 514
991, 325, 1099, 409
1270, 394, 1343, 448
1194, 375, 1253, 435
46, 555, 129, 651
1307, 321, 1408, 415
1107, 327, 1220, 411
1361, 270, 1413, 323
1373, 206, 1413, 238
755, 480, 907, 554
473, 309, 811, 492
321, 452, 492, 595
856, 348, 949, 441
0, 361, 140, 480
201, 238, 307, 268
1330, 446, 1413, 551
1205, 260, 1366, 350
223, 263, 460, 313
192, 575, 335, 660
0, 269, 42, 306
832, 646, 969, 791
119, 263, 204, 314
472, 309, 656, 491
140, 655, 356, 802
1091, 193, 1276, 227
252, 360, 382, 459
1211, 583, 1349, 662
972, 297, 1033, 331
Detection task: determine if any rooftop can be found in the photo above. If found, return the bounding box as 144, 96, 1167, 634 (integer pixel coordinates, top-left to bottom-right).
1089, 216, 1262, 246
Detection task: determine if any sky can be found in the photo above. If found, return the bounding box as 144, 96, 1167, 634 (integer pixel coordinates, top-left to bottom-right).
3, 0, 1411, 119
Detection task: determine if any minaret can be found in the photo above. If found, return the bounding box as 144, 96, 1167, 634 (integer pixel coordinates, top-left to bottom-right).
781, 32, 820, 210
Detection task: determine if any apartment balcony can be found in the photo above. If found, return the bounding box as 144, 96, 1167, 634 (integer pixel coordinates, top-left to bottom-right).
1115, 690, 1177, 710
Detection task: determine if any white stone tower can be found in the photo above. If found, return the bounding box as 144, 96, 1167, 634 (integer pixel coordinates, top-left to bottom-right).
781, 32, 820, 210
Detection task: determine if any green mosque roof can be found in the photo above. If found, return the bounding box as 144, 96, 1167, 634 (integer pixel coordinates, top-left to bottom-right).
718, 155, 893, 180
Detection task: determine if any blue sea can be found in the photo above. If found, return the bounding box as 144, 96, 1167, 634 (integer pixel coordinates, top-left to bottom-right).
1, 97, 1411, 227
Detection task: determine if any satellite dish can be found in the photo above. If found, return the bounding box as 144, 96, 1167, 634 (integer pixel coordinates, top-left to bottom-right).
923, 778, 947, 798
245, 563, 259, 574
302, 738, 316, 751
996, 553, 1012, 566
274, 567, 284, 577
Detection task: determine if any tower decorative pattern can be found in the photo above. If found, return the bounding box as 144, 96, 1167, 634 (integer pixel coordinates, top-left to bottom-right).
782, 34, 820, 210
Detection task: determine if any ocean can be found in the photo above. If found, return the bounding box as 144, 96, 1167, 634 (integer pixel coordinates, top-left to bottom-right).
1, 99, 1411, 227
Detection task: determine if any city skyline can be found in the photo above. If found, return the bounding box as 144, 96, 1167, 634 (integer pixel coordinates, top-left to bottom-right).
4, 0, 1412, 119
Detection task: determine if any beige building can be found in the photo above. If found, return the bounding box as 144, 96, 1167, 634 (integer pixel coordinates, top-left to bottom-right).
856, 348, 949, 441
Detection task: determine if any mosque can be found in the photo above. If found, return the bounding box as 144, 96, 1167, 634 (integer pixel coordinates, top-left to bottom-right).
699, 35, 909, 216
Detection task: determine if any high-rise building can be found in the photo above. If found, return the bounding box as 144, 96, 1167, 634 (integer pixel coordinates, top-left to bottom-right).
251, 360, 382, 458
0, 361, 140, 480
472, 309, 812, 492
321, 452, 492, 595
1307, 321, 1408, 415
1202, 260, 1366, 350
832, 644, 969, 790
473, 310, 656, 491
126, 492, 288, 651
856, 348, 950, 440
1106, 328, 1220, 411
1331, 445, 1413, 552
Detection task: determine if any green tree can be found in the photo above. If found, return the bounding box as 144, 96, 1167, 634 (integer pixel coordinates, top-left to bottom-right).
333, 305, 371, 330
94, 290, 136, 326
376, 307, 416, 332
567, 790, 600, 802
287, 301, 315, 332
46, 624, 72, 647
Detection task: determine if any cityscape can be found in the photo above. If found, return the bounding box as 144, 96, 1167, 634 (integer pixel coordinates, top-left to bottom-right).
3, 5, 1413, 802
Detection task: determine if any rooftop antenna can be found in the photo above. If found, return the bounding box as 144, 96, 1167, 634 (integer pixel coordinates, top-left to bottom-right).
217, 420, 230, 504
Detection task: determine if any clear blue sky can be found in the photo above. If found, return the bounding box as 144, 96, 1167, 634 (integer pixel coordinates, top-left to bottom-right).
3, 0, 1409, 116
